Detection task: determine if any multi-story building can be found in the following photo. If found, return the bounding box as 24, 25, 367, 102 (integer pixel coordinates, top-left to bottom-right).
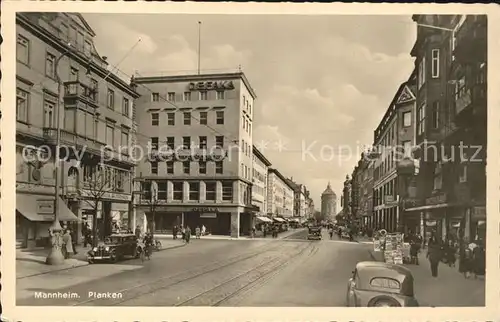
320, 182, 337, 220
372, 76, 417, 233
351, 152, 375, 229
267, 168, 294, 218
132, 71, 258, 238
407, 15, 486, 242
16, 13, 138, 248
305, 193, 315, 219
252, 145, 272, 217
286, 178, 308, 219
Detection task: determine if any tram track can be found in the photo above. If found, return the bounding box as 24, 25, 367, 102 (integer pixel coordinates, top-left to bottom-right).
173, 241, 316, 307
76, 239, 292, 306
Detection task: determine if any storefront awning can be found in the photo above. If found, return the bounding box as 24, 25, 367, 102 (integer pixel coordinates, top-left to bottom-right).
17, 194, 80, 222
256, 216, 272, 223
405, 203, 451, 212
273, 217, 285, 222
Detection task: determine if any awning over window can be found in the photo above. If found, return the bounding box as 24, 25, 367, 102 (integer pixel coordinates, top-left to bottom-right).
17, 194, 80, 222
256, 216, 272, 223
273, 217, 285, 222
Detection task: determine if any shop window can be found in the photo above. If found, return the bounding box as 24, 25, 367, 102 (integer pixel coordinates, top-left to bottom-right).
206, 181, 216, 201
189, 182, 200, 201
173, 182, 183, 201
222, 182, 233, 201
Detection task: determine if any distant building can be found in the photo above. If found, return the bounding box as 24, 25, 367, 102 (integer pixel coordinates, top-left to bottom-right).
267, 168, 294, 218
321, 182, 337, 220
132, 71, 258, 238
286, 177, 308, 219
252, 146, 272, 217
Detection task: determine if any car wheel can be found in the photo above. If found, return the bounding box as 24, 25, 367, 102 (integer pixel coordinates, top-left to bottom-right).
368, 296, 401, 307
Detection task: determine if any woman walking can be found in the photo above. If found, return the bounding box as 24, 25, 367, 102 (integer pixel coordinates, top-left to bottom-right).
472, 240, 485, 278
195, 226, 201, 239
426, 236, 443, 277
62, 229, 74, 259
185, 226, 192, 244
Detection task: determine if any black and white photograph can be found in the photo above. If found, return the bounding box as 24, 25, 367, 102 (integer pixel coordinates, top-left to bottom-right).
1, 3, 496, 318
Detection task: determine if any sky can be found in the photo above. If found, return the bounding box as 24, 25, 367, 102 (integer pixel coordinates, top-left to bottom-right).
83, 13, 417, 210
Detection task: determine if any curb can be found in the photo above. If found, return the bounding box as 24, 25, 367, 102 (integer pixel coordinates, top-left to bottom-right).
17, 243, 187, 280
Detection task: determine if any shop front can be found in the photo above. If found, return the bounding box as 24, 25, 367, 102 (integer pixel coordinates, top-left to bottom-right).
16, 193, 79, 249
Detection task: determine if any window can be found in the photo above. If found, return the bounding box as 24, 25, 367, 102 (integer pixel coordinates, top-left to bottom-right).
403, 140, 412, 158
152, 93, 160, 102
433, 173, 442, 190
121, 130, 129, 148
418, 56, 426, 89
183, 137, 191, 149
249, 123, 252, 135
77, 32, 84, 49
166, 137, 175, 150
459, 165, 468, 183
215, 136, 224, 148
107, 89, 115, 109
215, 161, 223, 174
106, 125, 114, 147
216, 111, 224, 125
242, 116, 245, 129
432, 101, 440, 129
189, 182, 200, 201
69, 67, 79, 82
150, 162, 158, 175
183, 92, 191, 101
183, 112, 191, 125
173, 182, 183, 200
216, 91, 225, 100
168, 92, 175, 101
455, 76, 466, 100
43, 100, 55, 128
370, 277, 400, 290
167, 113, 175, 125
17, 35, 30, 64
90, 79, 98, 101
200, 92, 208, 100
122, 98, 130, 117
199, 161, 207, 174
158, 182, 168, 200
200, 111, 208, 125
151, 113, 159, 126
417, 103, 426, 135
84, 41, 92, 56
45, 53, 55, 77
183, 161, 190, 174
16, 89, 29, 122
403, 111, 411, 127
199, 136, 207, 149
151, 137, 159, 150
206, 182, 216, 201
166, 161, 174, 174
222, 182, 233, 201
431, 49, 440, 78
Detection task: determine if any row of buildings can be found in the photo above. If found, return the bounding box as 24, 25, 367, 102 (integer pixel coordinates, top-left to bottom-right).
340, 15, 487, 243
14, 12, 314, 248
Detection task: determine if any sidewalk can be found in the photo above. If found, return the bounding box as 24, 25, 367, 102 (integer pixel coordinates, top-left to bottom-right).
155, 228, 306, 241
17, 238, 185, 279
368, 249, 485, 306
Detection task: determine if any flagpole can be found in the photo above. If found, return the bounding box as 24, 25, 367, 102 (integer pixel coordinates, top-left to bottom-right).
197, 21, 201, 75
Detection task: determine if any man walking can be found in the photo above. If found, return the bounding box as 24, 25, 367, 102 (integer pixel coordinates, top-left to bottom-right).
426, 235, 443, 277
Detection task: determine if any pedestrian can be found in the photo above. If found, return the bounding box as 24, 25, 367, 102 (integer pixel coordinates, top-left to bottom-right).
62, 229, 74, 259
135, 225, 141, 239
409, 239, 420, 265
201, 225, 206, 236
263, 224, 267, 238
445, 239, 456, 267
195, 226, 201, 239
181, 226, 186, 241
472, 239, 485, 278
173, 225, 178, 240
185, 226, 191, 243
69, 228, 78, 255
251, 225, 256, 238
426, 236, 443, 277
328, 226, 333, 239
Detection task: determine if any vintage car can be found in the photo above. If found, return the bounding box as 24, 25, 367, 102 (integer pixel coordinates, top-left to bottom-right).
345, 261, 419, 307
87, 233, 139, 263
307, 226, 322, 240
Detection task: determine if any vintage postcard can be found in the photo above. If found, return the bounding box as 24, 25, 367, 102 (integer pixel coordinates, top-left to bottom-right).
1, 1, 499, 321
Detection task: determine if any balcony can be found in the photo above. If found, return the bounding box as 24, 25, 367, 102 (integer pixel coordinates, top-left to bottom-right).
42, 128, 105, 155
454, 15, 487, 63
455, 83, 486, 123
64, 81, 98, 108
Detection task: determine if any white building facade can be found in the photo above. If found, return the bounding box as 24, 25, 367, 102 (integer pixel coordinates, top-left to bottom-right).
267, 168, 294, 218
251, 146, 272, 216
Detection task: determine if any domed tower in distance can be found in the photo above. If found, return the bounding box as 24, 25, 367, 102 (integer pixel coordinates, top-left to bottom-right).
321, 182, 337, 220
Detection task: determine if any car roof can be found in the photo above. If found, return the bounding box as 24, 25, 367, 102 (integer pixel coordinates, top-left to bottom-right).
109, 233, 135, 237
356, 261, 412, 276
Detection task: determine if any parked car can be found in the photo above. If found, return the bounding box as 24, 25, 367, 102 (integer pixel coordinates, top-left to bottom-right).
307, 226, 322, 240
345, 261, 419, 307
87, 233, 139, 263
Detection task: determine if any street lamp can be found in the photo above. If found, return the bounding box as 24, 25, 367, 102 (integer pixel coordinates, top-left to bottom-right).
46, 44, 91, 265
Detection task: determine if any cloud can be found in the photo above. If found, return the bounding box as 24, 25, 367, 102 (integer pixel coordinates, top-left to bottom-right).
83, 13, 416, 207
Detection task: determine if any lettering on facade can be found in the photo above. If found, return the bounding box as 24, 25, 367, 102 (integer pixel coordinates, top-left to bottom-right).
425, 194, 447, 206
188, 81, 235, 91
192, 207, 219, 213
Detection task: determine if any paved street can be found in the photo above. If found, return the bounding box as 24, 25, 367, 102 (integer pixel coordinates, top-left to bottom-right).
16, 229, 484, 307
